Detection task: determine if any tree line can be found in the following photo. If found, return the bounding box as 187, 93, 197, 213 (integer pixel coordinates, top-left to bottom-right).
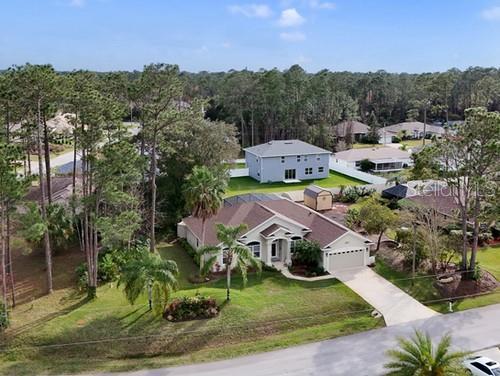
0, 63, 239, 317
184, 65, 500, 148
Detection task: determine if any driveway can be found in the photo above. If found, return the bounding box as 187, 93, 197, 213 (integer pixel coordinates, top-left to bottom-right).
334, 267, 438, 325
90, 304, 500, 376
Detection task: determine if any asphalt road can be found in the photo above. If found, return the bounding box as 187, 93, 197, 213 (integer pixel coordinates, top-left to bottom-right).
91, 303, 500, 376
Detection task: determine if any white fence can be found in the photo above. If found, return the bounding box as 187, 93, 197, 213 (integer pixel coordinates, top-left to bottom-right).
329, 160, 387, 185
230, 168, 249, 178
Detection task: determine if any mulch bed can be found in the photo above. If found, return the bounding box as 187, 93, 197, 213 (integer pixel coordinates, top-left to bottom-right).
288, 264, 328, 278
435, 271, 499, 300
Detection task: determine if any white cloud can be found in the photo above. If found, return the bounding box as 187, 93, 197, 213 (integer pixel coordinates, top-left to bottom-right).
481, 6, 500, 20
221, 42, 232, 48
228, 4, 273, 18
278, 8, 305, 27
309, 0, 335, 10
280, 31, 306, 42
69, 0, 86, 7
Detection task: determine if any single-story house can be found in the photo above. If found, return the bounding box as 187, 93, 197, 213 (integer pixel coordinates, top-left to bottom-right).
404, 188, 460, 220
25, 176, 75, 204
244, 140, 331, 183
384, 122, 446, 139
304, 185, 333, 211
177, 198, 374, 274
333, 147, 413, 173
333, 120, 369, 143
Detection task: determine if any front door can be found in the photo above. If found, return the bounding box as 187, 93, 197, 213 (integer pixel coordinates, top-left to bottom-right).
284, 169, 296, 180
271, 242, 279, 260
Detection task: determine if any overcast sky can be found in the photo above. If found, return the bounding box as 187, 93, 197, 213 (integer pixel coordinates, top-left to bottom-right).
1, 0, 500, 73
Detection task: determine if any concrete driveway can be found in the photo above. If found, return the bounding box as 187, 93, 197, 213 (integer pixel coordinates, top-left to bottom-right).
334, 267, 439, 325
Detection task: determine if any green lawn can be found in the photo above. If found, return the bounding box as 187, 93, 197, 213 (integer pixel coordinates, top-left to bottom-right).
226, 171, 365, 197
374, 245, 500, 314
0, 243, 382, 375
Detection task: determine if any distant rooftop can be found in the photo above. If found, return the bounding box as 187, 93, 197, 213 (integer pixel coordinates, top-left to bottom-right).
334, 146, 411, 162
244, 140, 331, 157
385, 121, 446, 135
333, 120, 369, 137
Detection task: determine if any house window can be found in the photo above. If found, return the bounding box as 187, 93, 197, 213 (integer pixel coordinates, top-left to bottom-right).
318, 167, 324, 173
316, 155, 321, 161
285, 169, 296, 180
305, 167, 313, 175
247, 242, 261, 258
281, 156, 285, 163
304, 156, 308, 162
290, 236, 301, 253
355, 161, 361, 167
297, 155, 301, 162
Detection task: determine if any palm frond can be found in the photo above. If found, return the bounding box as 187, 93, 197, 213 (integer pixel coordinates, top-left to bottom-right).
200, 255, 217, 277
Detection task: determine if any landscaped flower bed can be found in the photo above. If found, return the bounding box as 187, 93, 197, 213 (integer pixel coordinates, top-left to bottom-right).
163, 295, 219, 322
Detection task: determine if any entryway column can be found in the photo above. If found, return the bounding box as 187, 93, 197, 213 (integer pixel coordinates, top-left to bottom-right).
285, 239, 292, 265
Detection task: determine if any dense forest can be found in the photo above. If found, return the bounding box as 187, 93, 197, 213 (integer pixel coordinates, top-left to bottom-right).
181, 65, 500, 148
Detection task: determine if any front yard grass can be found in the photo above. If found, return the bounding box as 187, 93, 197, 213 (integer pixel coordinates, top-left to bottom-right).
374, 245, 500, 314
0, 242, 382, 375
226, 171, 365, 197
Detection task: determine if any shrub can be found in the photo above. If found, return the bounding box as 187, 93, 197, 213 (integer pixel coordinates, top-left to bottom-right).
178, 238, 200, 266
336, 186, 375, 203
292, 240, 322, 268
359, 159, 374, 172
75, 247, 143, 291
345, 207, 361, 229
392, 136, 401, 143
0, 302, 9, 331
163, 294, 219, 322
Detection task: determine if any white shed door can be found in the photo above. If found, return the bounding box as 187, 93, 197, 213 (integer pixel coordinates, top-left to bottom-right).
328, 249, 365, 272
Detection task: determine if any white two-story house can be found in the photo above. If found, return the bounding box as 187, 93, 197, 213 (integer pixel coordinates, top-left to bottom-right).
244, 140, 331, 183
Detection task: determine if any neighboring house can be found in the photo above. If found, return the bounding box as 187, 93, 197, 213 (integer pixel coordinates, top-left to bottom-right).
384, 121, 446, 139
25, 176, 76, 204
333, 120, 369, 143
333, 147, 413, 172
177, 198, 374, 274
304, 185, 333, 211
244, 140, 331, 183
404, 188, 460, 220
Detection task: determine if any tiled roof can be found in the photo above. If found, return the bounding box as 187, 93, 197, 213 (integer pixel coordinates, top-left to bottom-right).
182, 199, 352, 248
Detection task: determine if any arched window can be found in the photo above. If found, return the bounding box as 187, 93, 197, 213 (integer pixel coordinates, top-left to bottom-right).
247, 241, 261, 258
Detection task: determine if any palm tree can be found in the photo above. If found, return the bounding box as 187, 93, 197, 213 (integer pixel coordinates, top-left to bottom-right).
119, 247, 178, 315
385, 331, 468, 376
199, 223, 261, 301
184, 165, 228, 270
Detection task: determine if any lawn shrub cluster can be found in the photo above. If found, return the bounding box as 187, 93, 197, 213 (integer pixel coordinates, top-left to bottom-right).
163, 294, 219, 322
178, 238, 200, 266
290, 240, 327, 277
75, 247, 143, 292
335, 186, 375, 203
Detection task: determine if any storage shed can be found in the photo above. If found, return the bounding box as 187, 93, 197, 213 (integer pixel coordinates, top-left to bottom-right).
303, 185, 333, 211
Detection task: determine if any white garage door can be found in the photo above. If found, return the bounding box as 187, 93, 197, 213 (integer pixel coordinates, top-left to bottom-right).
328, 249, 365, 272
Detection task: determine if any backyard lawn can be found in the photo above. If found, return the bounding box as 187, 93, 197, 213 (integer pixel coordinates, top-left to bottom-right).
226, 171, 365, 197
0, 242, 382, 375
374, 245, 500, 314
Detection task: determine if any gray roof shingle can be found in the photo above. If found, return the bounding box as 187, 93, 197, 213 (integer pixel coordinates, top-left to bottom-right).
244, 140, 331, 157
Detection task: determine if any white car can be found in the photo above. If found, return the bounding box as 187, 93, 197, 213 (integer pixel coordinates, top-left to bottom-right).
464, 356, 500, 375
